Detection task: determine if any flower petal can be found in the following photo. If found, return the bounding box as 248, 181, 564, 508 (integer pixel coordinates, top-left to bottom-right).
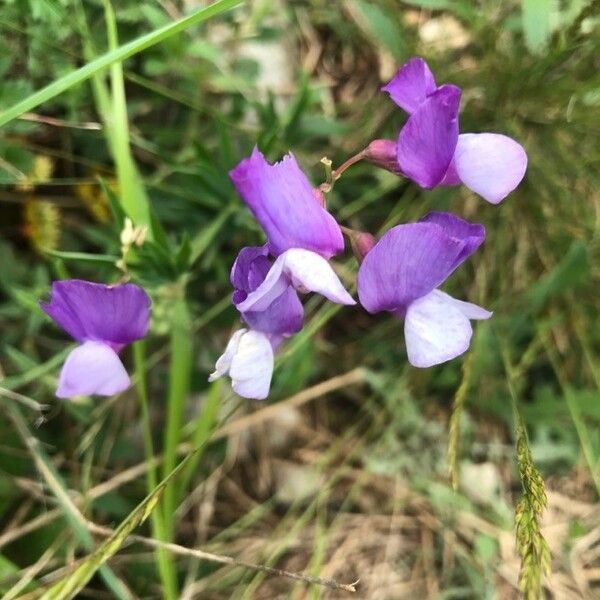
56, 341, 130, 398
41, 280, 150, 347
452, 133, 528, 204
229, 147, 344, 258
445, 295, 493, 320
381, 57, 437, 114
242, 287, 304, 336
404, 290, 473, 368
230, 330, 274, 400
235, 257, 289, 313
397, 84, 461, 188
419, 211, 485, 269
237, 249, 355, 312
208, 329, 246, 383
357, 223, 466, 313
230, 246, 269, 295
281, 249, 356, 305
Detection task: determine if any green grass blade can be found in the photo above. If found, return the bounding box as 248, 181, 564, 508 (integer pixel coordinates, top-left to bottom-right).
0, 0, 243, 127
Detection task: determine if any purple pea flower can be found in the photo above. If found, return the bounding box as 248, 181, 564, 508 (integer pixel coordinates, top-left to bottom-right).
357, 212, 492, 367
40, 280, 150, 398
228, 148, 354, 310
209, 246, 304, 399
210, 148, 356, 400
368, 57, 527, 204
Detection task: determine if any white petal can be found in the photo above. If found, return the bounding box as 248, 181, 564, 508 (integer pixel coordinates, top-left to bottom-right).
404, 290, 473, 368
208, 329, 246, 382
281, 248, 356, 305
230, 330, 274, 400
445, 294, 493, 320
56, 341, 130, 398
454, 133, 527, 204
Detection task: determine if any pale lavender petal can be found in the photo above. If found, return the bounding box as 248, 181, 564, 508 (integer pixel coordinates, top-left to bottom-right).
357, 223, 466, 314
404, 290, 473, 368
419, 211, 485, 269
209, 329, 246, 383
229, 330, 274, 400
453, 133, 528, 204
41, 280, 150, 346
444, 293, 493, 320
56, 341, 130, 398
381, 57, 437, 114
281, 249, 355, 305
397, 85, 461, 188
229, 147, 344, 258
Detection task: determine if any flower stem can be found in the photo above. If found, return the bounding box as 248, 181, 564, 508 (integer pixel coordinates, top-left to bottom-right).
133, 341, 178, 600
319, 150, 366, 193
162, 297, 193, 544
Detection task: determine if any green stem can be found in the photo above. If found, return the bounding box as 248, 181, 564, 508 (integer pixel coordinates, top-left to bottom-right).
162, 297, 193, 543
133, 341, 178, 600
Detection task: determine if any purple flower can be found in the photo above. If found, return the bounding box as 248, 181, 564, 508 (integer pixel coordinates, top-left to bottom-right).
214, 148, 356, 400
357, 212, 492, 367
370, 57, 527, 204
230, 147, 344, 259
40, 280, 150, 398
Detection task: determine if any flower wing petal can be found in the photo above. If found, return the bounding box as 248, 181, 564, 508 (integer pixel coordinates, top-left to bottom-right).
404, 290, 473, 368
56, 341, 130, 398
453, 133, 528, 204
230, 331, 274, 400
282, 249, 356, 305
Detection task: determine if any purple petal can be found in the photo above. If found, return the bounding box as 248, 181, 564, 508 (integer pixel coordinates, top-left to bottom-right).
56, 341, 130, 398
419, 211, 485, 269
235, 257, 289, 313
397, 84, 461, 189
41, 280, 150, 347
242, 287, 304, 336
404, 290, 473, 368
381, 57, 437, 114
357, 222, 466, 313
229, 147, 344, 258
452, 133, 528, 204
230, 246, 269, 295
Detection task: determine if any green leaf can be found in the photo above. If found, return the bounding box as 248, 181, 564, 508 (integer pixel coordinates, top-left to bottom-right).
0, 0, 244, 127
43, 250, 119, 265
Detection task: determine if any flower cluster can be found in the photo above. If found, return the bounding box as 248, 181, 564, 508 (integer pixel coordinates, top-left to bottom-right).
39, 57, 526, 402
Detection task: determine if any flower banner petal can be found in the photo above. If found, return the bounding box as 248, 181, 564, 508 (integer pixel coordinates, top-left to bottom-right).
453, 133, 528, 204
397, 84, 461, 188
229, 147, 344, 258
381, 57, 437, 114
419, 211, 485, 269
357, 223, 466, 313
41, 280, 150, 346
404, 290, 473, 368
56, 341, 130, 398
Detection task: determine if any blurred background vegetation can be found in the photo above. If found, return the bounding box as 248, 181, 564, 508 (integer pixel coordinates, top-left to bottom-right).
0, 0, 599, 598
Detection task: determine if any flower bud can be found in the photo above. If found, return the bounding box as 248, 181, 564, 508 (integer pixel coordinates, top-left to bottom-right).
363, 139, 401, 174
